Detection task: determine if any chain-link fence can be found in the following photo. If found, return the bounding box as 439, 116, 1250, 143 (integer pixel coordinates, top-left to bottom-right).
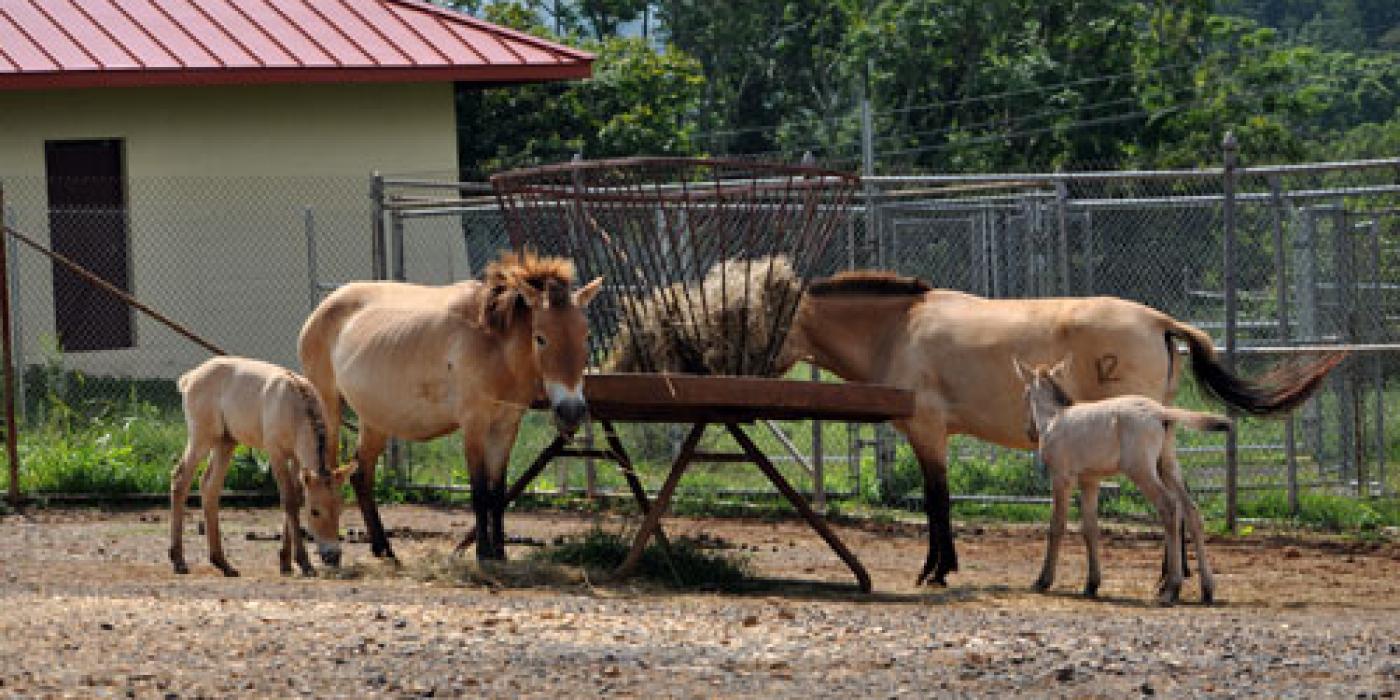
864, 156, 1399, 513
1, 155, 1395, 520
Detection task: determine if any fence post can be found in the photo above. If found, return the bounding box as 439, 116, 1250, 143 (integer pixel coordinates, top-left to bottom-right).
1221, 132, 1239, 535
1267, 174, 1300, 515
4, 207, 23, 423
370, 172, 387, 281
1333, 207, 1357, 491
1054, 178, 1070, 295
1370, 219, 1386, 497
0, 184, 21, 507
1295, 208, 1323, 463
810, 364, 826, 511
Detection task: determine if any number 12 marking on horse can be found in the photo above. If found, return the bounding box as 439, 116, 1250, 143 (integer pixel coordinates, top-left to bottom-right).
1096, 354, 1121, 384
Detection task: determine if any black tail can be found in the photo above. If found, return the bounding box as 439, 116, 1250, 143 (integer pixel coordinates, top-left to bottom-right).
1169, 328, 1347, 417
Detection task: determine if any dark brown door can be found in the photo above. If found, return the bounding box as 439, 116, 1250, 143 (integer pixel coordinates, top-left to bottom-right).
45, 139, 132, 352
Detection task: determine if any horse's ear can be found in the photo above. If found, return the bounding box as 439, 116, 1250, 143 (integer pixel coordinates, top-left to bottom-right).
573, 277, 604, 307
1011, 357, 1033, 383
1050, 353, 1073, 378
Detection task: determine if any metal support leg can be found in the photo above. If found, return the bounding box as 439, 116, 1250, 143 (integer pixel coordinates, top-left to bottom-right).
726, 423, 872, 593
600, 420, 671, 551
616, 423, 706, 579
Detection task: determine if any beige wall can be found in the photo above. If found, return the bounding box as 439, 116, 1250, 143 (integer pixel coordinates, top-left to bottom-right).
0, 82, 464, 379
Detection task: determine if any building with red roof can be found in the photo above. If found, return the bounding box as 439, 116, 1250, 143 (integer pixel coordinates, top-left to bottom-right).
0, 0, 591, 376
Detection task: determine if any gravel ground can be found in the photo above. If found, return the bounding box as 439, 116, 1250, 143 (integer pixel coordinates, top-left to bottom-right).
1, 504, 1397, 698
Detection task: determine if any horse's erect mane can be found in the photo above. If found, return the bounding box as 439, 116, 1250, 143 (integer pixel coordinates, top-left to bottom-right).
807, 270, 932, 297
284, 371, 330, 477
482, 250, 578, 333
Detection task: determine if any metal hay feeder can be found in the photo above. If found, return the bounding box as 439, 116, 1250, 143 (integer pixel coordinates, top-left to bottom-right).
491, 157, 860, 376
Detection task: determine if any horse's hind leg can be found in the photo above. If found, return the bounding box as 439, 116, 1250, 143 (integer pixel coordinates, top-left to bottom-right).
1078, 478, 1103, 598
350, 427, 394, 559
902, 418, 956, 586
169, 436, 210, 575
201, 440, 240, 577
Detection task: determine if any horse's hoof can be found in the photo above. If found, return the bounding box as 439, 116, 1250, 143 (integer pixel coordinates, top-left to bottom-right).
172, 563, 189, 575
1032, 578, 1052, 593
1083, 585, 1099, 599
1156, 589, 1180, 607
1201, 588, 1215, 606
220, 568, 241, 578
299, 567, 317, 578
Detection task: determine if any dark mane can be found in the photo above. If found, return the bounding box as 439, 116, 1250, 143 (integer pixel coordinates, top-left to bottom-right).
285, 372, 330, 478
807, 270, 932, 297
481, 250, 577, 333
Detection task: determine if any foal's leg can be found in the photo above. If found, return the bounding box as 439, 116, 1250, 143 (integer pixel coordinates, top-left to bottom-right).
1034, 475, 1071, 592
270, 456, 315, 577
1078, 478, 1103, 598
900, 417, 956, 586
169, 436, 210, 575
1162, 455, 1215, 604
201, 440, 240, 577
349, 427, 394, 559
269, 457, 295, 575
1157, 437, 1191, 582
1134, 465, 1183, 605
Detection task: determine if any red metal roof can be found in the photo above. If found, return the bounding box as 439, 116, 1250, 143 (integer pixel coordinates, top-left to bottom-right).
0, 0, 593, 90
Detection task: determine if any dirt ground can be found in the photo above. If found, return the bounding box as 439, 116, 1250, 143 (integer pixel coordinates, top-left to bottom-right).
1, 504, 1397, 699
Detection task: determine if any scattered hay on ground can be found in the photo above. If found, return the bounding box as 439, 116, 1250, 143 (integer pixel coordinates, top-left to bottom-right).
532, 528, 753, 589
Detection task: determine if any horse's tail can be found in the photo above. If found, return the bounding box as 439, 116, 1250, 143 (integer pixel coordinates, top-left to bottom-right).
1160, 406, 1232, 433
1164, 318, 1346, 417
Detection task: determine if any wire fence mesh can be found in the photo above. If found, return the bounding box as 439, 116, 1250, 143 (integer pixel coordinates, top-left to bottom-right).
0, 155, 1394, 518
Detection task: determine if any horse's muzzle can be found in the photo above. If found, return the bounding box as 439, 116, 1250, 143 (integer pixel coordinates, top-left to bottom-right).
318, 543, 342, 567
552, 398, 588, 436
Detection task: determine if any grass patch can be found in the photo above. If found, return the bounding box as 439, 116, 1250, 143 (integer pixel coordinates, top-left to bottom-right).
531, 527, 752, 589
1234, 490, 1389, 531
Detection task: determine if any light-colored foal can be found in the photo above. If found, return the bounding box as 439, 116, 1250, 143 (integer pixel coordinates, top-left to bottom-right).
1016, 357, 1225, 605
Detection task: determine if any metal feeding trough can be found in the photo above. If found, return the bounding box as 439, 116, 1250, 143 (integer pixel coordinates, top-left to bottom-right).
462, 157, 913, 592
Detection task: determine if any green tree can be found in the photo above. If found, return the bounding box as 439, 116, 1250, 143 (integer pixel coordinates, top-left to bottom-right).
452, 3, 704, 179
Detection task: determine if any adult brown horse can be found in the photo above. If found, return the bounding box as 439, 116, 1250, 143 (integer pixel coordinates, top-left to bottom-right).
777, 271, 1344, 587
299, 251, 601, 560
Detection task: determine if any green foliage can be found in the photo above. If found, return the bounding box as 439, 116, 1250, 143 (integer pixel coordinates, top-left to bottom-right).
530, 527, 752, 588
439, 1, 1400, 173
1238, 490, 1387, 530
455, 3, 703, 179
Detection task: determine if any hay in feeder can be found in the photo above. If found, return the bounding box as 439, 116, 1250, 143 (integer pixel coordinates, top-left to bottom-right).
605, 255, 802, 376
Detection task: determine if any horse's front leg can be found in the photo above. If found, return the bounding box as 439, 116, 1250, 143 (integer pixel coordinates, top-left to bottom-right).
900, 417, 956, 586
350, 427, 394, 559
463, 425, 498, 562
1035, 476, 1071, 593
480, 415, 525, 561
